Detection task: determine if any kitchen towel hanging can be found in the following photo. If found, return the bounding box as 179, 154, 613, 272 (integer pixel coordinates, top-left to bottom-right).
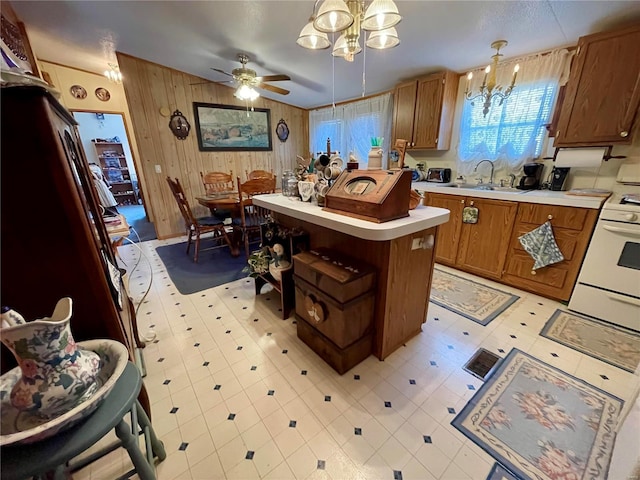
518, 221, 564, 270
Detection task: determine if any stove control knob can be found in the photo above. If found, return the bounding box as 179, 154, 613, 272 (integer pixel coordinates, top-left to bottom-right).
625, 213, 638, 221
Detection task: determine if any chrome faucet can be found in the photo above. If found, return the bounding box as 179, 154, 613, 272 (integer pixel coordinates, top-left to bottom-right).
473, 160, 495, 186
508, 173, 516, 188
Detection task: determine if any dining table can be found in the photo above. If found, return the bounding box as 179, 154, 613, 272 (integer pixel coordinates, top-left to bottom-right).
196, 192, 242, 257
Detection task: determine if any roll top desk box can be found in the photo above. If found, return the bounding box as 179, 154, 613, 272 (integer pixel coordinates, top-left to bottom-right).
323, 169, 412, 223
293, 248, 376, 374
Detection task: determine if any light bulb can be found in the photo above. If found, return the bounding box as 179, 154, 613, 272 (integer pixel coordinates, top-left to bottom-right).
514, 64, 520, 73
485, 65, 491, 73
376, 13, 385, 28
310, 35, 317, 48
467, 72, 473, 80
329, 11, 337, 28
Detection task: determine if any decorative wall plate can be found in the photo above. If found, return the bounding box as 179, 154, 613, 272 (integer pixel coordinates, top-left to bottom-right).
169, 110, 191, 140
69, 85, 87, 99
276, 118, 289, 142
94, 87, 111, 102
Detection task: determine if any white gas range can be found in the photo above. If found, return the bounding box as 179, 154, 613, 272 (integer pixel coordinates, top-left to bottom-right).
569, 189, 640, 331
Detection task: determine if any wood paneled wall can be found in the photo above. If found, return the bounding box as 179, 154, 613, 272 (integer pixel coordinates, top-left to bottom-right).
117, 53, 309, 239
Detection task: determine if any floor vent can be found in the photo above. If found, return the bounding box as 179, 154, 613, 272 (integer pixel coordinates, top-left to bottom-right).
463, 348, 501, 381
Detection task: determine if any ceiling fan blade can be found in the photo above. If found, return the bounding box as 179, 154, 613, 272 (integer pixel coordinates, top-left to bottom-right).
255, 74, 291, 82
211, 68, 234, 77
257, 82, 290, 95
190, 79, 234, 86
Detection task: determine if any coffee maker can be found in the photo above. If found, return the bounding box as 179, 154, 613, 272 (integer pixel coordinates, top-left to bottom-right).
517, 163, 543, 190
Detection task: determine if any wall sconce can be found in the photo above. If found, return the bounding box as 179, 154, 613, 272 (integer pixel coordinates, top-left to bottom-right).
464, 40, 519, 117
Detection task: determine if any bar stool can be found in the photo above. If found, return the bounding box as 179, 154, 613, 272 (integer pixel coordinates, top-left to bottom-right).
1, 362, 166, 480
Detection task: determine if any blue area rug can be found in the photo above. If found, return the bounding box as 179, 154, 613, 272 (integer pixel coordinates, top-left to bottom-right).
541, 309, 640, 373
430, 268, 519, 325
120, 205, 156, 243
452, 348, 623, 480
155, 242, 248, 295
486, 463, 520, 480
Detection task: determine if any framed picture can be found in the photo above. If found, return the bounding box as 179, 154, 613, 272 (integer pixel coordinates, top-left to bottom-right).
193, 102, 272, 152
276, 119, 289, 142
95, 87, 111, 102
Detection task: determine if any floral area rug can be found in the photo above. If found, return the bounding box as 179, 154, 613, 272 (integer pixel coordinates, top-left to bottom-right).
486, 463, 519, 480
452, 348, 623, 480
540, 310, 640, 373
430, 268, 519, 326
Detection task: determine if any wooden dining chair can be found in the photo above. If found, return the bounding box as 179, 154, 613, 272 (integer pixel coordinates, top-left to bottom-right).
233, 176, 276, 258
200, 170, 235, 219
166, 176, 232, 262
245, 169, 275, 181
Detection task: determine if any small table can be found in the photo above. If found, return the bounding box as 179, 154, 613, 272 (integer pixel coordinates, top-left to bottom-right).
105, 214, 131, 240
1, 362, 166, 480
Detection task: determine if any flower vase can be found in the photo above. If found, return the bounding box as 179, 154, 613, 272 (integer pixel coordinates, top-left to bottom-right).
0, 298, 101, 419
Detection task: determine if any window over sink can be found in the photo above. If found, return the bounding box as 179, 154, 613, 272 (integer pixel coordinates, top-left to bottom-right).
457, 49, 574, 176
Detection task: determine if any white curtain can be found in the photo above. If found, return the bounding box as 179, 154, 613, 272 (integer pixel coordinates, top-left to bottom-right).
309, 93, 393, 167
457, 48, 574, 176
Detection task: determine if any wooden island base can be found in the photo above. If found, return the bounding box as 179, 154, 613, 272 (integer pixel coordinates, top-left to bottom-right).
252, 195, 449, 362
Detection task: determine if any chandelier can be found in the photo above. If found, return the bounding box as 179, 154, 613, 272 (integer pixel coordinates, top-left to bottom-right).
296, 0, 401, 62
103, 63, 123, 84
464, 40, 519, 117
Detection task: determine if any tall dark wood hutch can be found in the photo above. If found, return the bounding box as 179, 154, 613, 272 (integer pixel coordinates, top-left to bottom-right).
1, 85, 149, 414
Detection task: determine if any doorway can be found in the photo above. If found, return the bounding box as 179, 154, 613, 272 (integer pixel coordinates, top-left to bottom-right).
73, 111, 156, 242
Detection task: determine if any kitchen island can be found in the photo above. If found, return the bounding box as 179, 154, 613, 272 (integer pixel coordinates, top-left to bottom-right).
252, 194, 450, 360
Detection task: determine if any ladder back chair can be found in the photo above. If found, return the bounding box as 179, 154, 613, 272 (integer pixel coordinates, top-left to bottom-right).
166, 176, 232, 262
234, 176, 276, 258
200, 170, 235, 219
245, 169, 275, 181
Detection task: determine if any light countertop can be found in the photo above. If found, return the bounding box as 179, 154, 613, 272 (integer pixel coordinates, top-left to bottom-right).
412, 182, 608, 209
253, 193, 450, 241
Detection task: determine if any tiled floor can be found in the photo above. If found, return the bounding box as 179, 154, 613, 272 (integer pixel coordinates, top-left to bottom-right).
73, 237, 639, 480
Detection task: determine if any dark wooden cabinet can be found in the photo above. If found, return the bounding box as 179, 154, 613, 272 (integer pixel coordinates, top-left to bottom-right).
554, 24, 640, 146
392, 70, 459, 150
1, 86, 149, 413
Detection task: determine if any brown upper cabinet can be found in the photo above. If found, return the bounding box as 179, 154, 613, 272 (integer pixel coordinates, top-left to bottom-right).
391, 70, 459, 150
554, 24, 640, 147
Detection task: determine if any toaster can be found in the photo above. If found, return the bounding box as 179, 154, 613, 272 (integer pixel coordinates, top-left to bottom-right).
426, 168, 451, 183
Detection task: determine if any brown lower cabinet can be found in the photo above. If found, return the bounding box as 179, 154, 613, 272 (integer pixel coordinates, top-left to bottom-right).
426, 192, 599, 301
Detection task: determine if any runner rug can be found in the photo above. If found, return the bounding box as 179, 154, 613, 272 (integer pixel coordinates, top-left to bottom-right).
452, 348, 623, 480
430, 268, 519, 326
540, 309, 640, 373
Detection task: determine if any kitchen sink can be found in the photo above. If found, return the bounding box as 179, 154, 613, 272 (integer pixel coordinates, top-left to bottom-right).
446, 183, 527, 193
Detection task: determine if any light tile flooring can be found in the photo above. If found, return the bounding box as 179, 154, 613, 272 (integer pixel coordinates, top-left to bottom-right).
74, 237, 639, 480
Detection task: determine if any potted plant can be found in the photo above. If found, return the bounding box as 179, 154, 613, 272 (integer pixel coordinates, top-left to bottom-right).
243, 247, 272, 278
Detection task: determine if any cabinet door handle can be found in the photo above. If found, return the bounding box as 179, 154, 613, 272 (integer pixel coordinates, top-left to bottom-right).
547, 215, 553, 220
531, 270, 536, 276
460, 199, 465, 204
620, 131, 629, 138
469, 200, 474, 206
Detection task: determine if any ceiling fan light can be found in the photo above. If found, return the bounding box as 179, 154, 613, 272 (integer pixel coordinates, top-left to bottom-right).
297, 21, 331, 49
235, 84, 260, 101
366, 27, 400, 49
362, 0, 401, 31
314, 0, 353, 33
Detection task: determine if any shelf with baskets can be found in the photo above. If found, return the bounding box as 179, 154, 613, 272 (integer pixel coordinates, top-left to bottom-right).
92, 140, 138, 206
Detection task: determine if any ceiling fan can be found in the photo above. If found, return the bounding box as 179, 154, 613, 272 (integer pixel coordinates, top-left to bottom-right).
210, 53, 291, 96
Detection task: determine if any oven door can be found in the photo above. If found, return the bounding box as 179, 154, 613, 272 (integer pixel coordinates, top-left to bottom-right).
577, 219, 640, 298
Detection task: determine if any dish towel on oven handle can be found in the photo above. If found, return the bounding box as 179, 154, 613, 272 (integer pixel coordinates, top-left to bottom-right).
518, 221, 565, 270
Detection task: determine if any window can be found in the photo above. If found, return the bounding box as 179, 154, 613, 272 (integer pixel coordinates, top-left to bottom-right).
309, 93, 392, 167
457, 49, 573, 175
459, 82, 557, 164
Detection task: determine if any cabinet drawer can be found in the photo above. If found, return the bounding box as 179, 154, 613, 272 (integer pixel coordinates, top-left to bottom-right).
504, 252, 569, 290
517, 203, 588, 230
511, 224, 580, 261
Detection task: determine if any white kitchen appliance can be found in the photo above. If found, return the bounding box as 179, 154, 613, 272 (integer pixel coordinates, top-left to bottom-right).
569, 191, 640, 331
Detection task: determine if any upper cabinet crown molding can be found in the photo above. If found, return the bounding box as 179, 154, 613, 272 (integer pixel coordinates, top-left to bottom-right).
554, 24, 640, 147
391, 70, 458, 150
